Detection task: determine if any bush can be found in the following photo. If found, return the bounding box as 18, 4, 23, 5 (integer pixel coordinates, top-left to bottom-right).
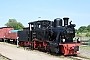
76, 34, 81, 37
86, 33, 90, 37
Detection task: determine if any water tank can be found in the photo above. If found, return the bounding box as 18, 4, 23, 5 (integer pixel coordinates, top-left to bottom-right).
54, 18, 62, 27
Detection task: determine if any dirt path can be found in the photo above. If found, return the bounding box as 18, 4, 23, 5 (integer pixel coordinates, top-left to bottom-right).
0, 42, 71, 60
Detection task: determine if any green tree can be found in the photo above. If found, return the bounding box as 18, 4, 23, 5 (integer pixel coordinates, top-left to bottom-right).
78, 26, 87, 33
75, 29, 79, 34
83, 30, 88, 33
16, 22, 24, 30
87, 25, 90, 32
5, 19, 24, 30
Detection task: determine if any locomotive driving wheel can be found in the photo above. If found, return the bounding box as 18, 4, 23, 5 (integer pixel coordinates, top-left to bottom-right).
46, 45, 51, 53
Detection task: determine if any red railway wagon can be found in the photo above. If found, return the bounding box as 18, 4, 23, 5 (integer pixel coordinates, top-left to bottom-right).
5, 33, 10, 39
7, 33, 17, 44
0, 28, 4, 38
10, 32, 17, 40
5, 30, 18, 44
5, 32, 18, 41
0, 27, 14, 41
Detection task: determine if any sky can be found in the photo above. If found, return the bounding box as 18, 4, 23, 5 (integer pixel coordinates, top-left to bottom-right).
0, 0, 90, 29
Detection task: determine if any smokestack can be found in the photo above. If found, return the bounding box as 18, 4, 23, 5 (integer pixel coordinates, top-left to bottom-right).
63, 17, 69, 26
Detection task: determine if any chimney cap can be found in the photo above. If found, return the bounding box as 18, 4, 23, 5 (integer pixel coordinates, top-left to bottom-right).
63, 17, 69, 20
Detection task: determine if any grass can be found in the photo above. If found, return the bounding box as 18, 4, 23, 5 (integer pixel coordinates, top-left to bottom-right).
75, 33, 86, 37
80, 45, 90, 50
77, 45, 90, 59
0, 56, 8, 60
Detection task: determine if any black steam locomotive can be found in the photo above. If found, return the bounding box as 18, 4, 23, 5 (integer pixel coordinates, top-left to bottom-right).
18, 17, 80, 55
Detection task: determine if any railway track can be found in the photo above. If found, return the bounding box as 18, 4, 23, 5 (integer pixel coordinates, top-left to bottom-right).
0, 54, 12, 60
68, 55, 90, 60
49, 52, 90, 60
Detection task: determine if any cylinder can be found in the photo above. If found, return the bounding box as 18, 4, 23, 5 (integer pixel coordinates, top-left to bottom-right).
63, 17, 69, 26
54, 18, 62, 27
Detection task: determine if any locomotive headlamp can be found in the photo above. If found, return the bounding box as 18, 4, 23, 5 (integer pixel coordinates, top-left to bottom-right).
62, 39, 65, 42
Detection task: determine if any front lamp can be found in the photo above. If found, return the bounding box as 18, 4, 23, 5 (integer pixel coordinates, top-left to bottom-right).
62, 39, 65, 42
